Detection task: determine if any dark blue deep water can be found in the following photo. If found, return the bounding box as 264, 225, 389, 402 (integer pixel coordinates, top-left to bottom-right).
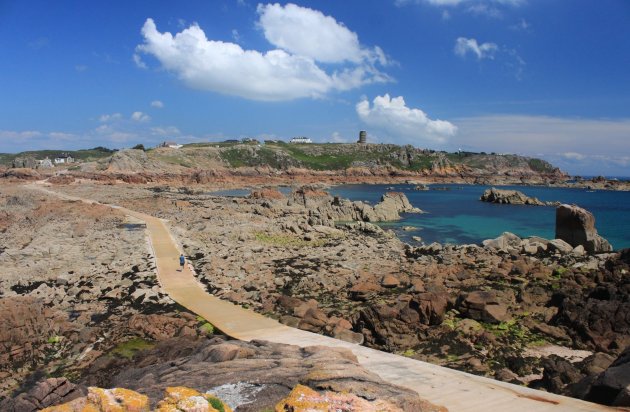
328, 184, 630, 249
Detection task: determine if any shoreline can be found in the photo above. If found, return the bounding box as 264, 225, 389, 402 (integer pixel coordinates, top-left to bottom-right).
3, 164, 630, 191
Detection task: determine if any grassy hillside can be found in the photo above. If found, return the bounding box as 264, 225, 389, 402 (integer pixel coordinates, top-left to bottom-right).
200, 142, 559, 174
1, 142, 561, 176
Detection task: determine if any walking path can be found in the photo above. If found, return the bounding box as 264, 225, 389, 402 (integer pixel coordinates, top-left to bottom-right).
29, 184, 613, 411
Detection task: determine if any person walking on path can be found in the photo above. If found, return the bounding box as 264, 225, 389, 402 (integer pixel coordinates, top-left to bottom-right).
179, 253, 185, 271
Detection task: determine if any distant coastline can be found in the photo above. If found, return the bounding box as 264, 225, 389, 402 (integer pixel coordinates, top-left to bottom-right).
1, 142, 629, 191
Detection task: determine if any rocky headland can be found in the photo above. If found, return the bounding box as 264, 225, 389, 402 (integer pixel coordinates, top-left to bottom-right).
0, 180, 628, 410
0, 143, 571, 188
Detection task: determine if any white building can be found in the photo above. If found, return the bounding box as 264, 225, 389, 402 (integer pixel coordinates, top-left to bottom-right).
160, 141, 183, 149
290, 137, 312, 144
53, 155, 74, 164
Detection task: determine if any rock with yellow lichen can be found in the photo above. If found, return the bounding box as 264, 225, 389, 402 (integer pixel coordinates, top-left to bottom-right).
274, 384, 405, 412
41, 386, 232, 412
41, 387, 149, 412
155, 386, 232, 412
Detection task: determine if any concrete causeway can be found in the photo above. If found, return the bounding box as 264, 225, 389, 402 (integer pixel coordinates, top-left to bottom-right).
29, 184, 613, 412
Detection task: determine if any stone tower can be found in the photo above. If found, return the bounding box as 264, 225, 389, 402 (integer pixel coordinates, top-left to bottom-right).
358, 130, 367, 144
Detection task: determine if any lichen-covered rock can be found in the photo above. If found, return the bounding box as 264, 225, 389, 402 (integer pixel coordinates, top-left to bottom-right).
156, 386, 233, 412
41, 387, 150, 412
274, 384, 405, 412
100, 339, 429, 411
40, 386, 233, 412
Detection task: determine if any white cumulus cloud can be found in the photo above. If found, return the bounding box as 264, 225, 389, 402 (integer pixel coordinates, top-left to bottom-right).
132, 53, 147, 69
150, 126, 181, 136
0, 130, 43, 140
257, 3, 386, 65
131, 111, 151, 122
135, 12, 389, 101
151, 100, 164, 108
467, 3, 502, 18
98, 113, 123, 122
562, 152, 586, 161
330, 131, 351, 143
356, 94, 457, 144
454, 37, 498, 59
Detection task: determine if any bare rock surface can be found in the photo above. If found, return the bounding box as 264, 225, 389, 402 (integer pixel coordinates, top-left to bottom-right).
1, 378, 85, 412
104, 338, 436, 411
556, 204, 613, 253
480, 187, 556, 206
0, 185, 205, 402
576, 345, 630, 406
1, 182, 628, 408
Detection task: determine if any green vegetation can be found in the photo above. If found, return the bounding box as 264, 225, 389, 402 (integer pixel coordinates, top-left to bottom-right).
195, 316, 216, 336
481, 319, 528, 340
199, 322, 215, 336
528, 158, 554, 173
280, 144, 359, 170
215, 142, 555, 173
0, 141, 559, 176
406, 156, 434, 171
111, 337, 154, 359
222, 146, 287, 169
47, 335, 63, 344
400, 348, 416, 357
552, 266, 568, 279
442, 318, 457, 330
528, 338, 548, 347
207, 397, 226, 412
158, 155, 192, 168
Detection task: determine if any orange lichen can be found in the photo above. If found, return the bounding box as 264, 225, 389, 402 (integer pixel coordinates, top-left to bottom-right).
155, 386, 233, 412
87, 387, 150, 412
274, 384, 403, 412
41, 387, 149, 412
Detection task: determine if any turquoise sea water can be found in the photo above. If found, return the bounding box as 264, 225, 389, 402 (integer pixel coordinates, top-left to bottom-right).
328, 184, 630, 250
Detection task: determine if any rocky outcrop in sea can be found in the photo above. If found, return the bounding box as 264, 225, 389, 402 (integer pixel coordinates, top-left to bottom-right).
556, 204, 613, 253
480, 187, 558, 206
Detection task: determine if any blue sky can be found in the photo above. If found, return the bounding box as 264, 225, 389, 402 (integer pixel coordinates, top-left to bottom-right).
1, 0, 629, 176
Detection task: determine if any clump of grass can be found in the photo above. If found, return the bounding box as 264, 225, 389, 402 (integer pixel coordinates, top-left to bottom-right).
445, 354, 460, 362
47, 335, 63, 344
207, 396, 226, 412
400, 348, 416, 357
528, 338, 548, 347
111, 338, 154, 359
199, 322, 215, 336
552, 266, 567, 279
